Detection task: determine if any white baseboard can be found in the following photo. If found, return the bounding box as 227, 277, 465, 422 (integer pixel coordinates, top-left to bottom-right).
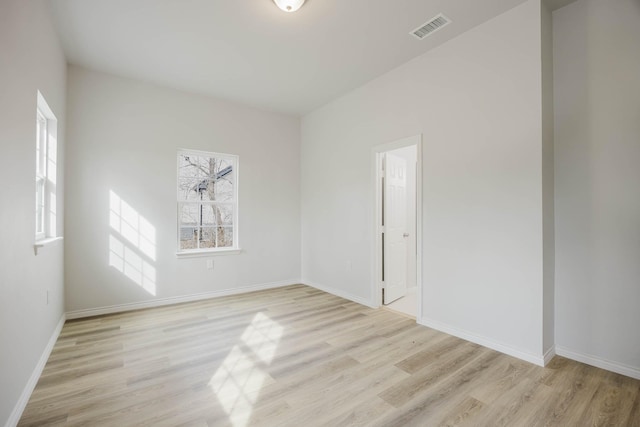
543, 345, 556, 366
6, 313, 66, 427
556, 346, 640, 380
303, 280, 376, 309
66, 279, 300, 320
418, 317, 546, 367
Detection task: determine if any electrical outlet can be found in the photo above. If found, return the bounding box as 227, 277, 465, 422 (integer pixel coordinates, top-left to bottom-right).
206, 259, 214, 270
346, 260, 352, 271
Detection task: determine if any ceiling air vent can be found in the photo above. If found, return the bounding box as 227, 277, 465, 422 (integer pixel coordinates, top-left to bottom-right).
410, 14, 451, 40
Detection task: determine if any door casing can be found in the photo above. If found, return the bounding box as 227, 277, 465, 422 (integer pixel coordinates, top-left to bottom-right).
372, 134, 423, 319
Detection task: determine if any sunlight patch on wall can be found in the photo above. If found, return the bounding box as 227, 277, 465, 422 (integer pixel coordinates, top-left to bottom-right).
109, 190, 157, 295
109, 234, 156, 295
110, 190, 156, 261
209, 312, 283, 426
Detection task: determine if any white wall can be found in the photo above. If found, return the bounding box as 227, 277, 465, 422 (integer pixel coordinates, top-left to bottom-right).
541, 0, 555, 357
302, 0, 550, 362
0, 0, 67, 425
65, 66, 301, 313
554, 0, 640, 377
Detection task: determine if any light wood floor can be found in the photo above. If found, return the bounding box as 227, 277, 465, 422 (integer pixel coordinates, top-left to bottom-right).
19, 285, 640, 426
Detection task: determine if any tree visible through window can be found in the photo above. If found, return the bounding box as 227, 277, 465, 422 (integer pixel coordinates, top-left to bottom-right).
177, 150, 238, 252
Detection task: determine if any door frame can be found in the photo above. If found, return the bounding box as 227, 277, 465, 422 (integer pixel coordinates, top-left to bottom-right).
372, 134, 423, 320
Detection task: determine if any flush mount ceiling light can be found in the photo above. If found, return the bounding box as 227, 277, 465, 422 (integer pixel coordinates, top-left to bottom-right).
273, 0, 305, 13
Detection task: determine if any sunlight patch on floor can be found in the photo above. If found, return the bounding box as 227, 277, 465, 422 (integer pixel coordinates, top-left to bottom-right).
209, 312, 283, 426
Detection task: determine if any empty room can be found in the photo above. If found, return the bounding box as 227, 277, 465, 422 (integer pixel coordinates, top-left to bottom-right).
1, 0, 639, 425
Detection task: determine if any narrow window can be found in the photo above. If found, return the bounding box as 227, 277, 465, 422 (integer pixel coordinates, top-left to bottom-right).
177, 150, 239, 253
35, 92, 58, 241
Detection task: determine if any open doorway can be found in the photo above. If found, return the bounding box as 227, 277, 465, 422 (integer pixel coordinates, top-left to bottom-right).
373, 135, 422, 319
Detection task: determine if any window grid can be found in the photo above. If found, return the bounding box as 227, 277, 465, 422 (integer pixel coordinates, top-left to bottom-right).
35, 109, 47, 239
177, 150, 238, 253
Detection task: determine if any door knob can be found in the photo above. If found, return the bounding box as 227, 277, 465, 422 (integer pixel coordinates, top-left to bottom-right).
403, 233, 409, 237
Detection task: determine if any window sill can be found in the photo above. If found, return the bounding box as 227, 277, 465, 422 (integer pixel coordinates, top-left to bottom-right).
176, 248, 242, 258
34, 236, 63, 255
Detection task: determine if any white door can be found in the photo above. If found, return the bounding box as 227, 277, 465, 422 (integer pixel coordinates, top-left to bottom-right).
383, 152, 408, 304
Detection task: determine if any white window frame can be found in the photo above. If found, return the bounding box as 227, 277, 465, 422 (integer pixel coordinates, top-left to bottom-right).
35, 108, 47, 241
34, 91, 62, 252
176, 149, 240, 257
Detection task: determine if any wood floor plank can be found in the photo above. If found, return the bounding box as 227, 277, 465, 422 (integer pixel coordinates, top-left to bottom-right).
378, 341, 483, 408
435, 396, 485, 427
18, 285, 640, 427
373, 348, 502, 427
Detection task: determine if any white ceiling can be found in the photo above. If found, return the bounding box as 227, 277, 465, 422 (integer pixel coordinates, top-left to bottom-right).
49, 0, 567, 116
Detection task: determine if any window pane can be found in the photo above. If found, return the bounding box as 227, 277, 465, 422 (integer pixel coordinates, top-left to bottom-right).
36, 117, 42, 175
199, 227, 216, 249
180, 203, 200, 227
213, 204, 233, 226
201, 204, 216, 227
198, 227, 234, 248
35, 179, 44, 234
190, 179, 217, 202
178, 155, 210, 180
36, 111, 46, 176
195, 175, 233, 202
36, 206, 44, 234
178, 156, 234, 202
178, 178, 213, 201
179, 227, 198, 250
213, 171, 234, 202
217, 158, 233, 172
218, 227, 233, 248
